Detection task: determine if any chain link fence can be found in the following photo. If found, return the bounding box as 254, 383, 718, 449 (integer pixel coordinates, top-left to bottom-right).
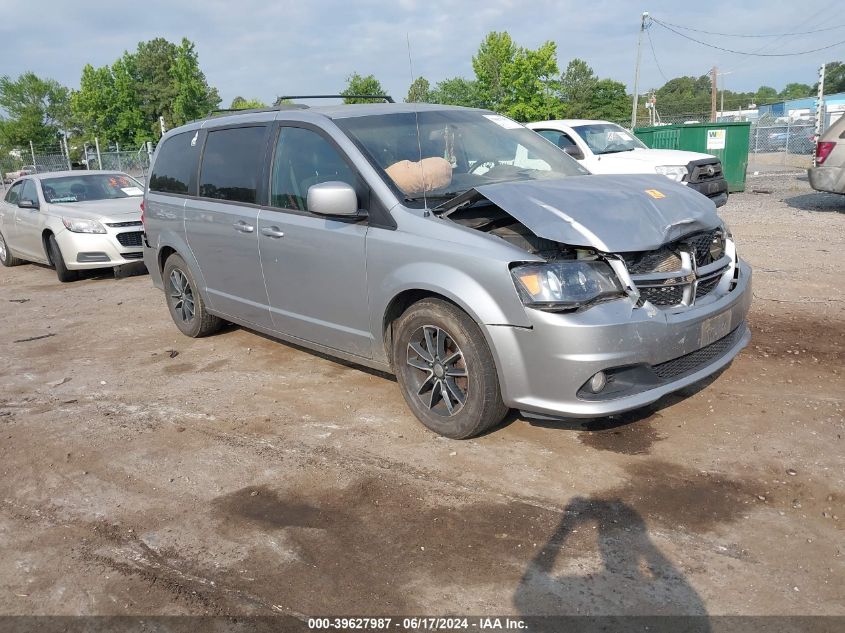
1, 140, 154, 189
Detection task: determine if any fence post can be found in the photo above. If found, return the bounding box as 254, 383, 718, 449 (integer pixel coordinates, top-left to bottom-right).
83, 143, 90, 169
95, 137, 102, 171
785, 116, 791, 165
116, 142, 122, 172
29, 140, 36, 167
63, 134, 71, 170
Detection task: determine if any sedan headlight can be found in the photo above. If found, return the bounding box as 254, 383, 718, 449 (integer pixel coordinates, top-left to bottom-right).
62, 218, 106, 234
655, 165, 688, 182
511, 261, 624, 311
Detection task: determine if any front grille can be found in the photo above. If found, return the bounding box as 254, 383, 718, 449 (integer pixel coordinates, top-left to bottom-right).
121, 252, 143, 260
695, 275, 721, 300
639, 284, 686, 306
688, 160, 723, 183
653, 326, 744, 381
106, 221, 142, 228
684, 229, 723, 266
624, 248, 682, 275
116, 231, 143, 247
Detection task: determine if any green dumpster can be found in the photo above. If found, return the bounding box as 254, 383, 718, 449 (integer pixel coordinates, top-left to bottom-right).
634, 121, 751, 193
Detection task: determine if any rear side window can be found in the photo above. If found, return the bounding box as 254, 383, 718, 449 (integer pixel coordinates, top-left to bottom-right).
199, 126, 266, 204
149, 131, 197, 195
537, 129, 576, 149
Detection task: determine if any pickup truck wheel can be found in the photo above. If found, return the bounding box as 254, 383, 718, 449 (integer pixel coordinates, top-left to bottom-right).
47, 234, 79, 282
393, 298, 508, 439
0, 230, 24, 267
163, 253, 222, 338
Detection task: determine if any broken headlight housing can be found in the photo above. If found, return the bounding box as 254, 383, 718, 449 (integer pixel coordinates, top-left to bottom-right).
511, 261, 624, 311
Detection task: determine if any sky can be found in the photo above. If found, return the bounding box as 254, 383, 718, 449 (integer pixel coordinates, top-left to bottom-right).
0, 0, 843, 109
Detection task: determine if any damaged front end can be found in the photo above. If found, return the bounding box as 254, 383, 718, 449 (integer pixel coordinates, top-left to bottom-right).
440, 175, 736, 314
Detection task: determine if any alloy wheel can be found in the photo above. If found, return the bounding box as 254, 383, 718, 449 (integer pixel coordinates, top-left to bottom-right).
0, 232, 6, 263
169, 269, 195, 322
406, 325, 468, 417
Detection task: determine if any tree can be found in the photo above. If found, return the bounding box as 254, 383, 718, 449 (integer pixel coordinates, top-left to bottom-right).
135, 38, 180, 136
501, 42, 564, 122
821, 61, 845, 95
230, 96, 267, 110
654, 75, 712, 117
559, 58, 598, 117
170, 38, 221, 126
0, 72, 70, 148
430, 77, 482, 108
588, 79, 630, 122
405, 77, 432, 103
779, 83, 812, 100
754, 86, 778, 104
472, 31, 516, 110
341, 73, 387, 104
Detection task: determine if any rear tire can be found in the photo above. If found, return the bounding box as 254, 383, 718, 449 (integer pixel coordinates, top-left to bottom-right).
0, 230, 24, 267
392, 298, 509, 439
47, 234, 79, 282
162, 253, 222, 338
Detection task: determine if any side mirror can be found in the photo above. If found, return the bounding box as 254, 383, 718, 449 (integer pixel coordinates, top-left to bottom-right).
563, 146, 585, 160
18, 199, 38, 210
307, 181, 358, 216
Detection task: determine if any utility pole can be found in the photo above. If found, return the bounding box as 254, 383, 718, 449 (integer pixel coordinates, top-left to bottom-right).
710, 66, 718, 122
631, 11, 649, 129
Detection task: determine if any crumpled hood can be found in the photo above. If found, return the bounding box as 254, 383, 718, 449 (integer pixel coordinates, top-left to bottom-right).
473, 174, 721, 253
45, 197, 142, 222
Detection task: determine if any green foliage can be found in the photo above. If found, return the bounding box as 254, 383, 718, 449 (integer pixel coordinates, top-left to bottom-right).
822, 61, 845, 95
0, 72, 70, 147
405, 77, 432, 103
170, 39, 221, 126
230, 96, 267, 110
341, 73, 388, 104
588, 79, 630, 121
430, 77, 483, 108
559, 58, 597, 117
779, 83, 813, 100
472, 31, 517, 110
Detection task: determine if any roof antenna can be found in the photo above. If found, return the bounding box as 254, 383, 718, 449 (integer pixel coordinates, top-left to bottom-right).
406, 33, 428, 214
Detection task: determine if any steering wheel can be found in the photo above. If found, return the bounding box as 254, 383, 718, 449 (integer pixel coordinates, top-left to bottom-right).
469, 160, 498, 174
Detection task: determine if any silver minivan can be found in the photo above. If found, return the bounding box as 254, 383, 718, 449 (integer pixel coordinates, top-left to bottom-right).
142, 103, 752, 438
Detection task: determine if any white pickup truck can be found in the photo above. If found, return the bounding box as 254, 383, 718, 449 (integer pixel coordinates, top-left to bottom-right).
528, 119, 729, 207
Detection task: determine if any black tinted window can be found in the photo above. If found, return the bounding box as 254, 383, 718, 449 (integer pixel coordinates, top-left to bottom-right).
4, 181, 22, 204
270, 127, 357, 210
150, 131, 198, 194
538, 129, 576, 149
199, 126, 266, 204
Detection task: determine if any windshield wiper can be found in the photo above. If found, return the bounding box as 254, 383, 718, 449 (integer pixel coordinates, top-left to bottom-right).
404, 191, 466, 203
598, 148, 636, 155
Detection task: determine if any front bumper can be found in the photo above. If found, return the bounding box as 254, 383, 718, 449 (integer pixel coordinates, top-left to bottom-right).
687, 177, 729, 207
808, 165, 845, 194
55, 226, 146, 270
485, 260, 752, 419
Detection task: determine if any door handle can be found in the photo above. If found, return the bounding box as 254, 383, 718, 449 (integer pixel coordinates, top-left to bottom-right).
232, 221, 254, 233
260, 227, 285, 238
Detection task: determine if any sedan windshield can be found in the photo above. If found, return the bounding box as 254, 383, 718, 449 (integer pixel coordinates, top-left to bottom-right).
571, 123, 647, 155
334, 110, 588, 205
40, 173, 144, 204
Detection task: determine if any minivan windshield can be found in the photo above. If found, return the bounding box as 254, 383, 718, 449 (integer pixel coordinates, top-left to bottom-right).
571, 123, 647, 155
335, 110, 589, 205
40, 173, 144, 204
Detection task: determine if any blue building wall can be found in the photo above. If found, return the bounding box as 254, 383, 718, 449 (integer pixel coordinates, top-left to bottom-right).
759, 92, 845, 117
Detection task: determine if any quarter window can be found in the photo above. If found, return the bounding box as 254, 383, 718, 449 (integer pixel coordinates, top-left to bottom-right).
4, 181, 22, 204
149, 131, 198, 195
270, 127, 357, 211
199, 126, 267, 204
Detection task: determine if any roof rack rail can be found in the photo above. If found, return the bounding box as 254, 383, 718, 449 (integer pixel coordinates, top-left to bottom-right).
276, 94, 395, 103
209, 103, 309, 117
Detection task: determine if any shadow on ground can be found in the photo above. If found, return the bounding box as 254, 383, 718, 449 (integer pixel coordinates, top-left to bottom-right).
784, 191, 845, 213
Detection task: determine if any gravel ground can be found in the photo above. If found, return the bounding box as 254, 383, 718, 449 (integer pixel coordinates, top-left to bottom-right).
0, 171, 842, 621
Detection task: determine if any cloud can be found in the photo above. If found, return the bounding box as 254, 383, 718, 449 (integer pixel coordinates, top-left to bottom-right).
0, 0, 841, 108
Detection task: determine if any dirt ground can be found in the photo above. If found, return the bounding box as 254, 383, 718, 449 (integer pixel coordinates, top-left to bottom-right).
0, 171, 842, 620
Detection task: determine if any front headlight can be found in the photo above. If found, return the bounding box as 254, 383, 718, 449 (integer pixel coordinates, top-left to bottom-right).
62, 218, 106, 234
655, 165, 688, 182
511, 261, 624, 311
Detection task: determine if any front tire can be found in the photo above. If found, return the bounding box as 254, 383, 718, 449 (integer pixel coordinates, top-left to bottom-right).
47, 234, 79, 282
162, 253, 222, 338
392, 298, 509, 439
0, 230, 24, 267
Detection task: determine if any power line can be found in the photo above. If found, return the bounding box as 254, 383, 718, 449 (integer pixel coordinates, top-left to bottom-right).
651, 17, 845, 56
645, 25, 669, 83
654, 18, 845, 38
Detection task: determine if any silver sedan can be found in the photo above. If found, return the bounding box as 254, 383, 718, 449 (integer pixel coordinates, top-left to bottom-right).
0, 171, 146, 282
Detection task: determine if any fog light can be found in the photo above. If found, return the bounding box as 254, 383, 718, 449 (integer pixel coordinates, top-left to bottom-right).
589, 371, 607, 393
